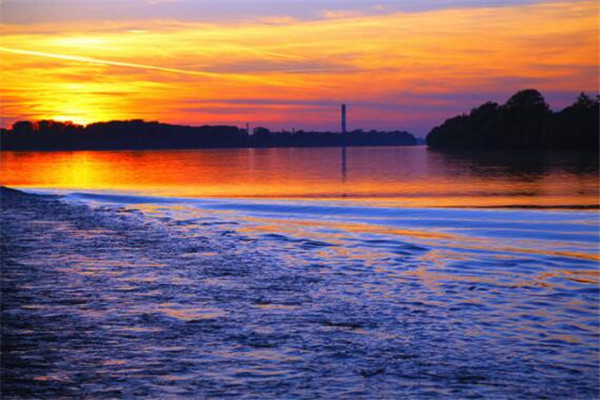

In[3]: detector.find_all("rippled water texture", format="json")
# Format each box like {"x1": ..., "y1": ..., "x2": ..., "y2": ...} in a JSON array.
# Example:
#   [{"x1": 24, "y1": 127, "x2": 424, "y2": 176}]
[
  {"x1": 2, "y1": 187, "x2": 599, "y2": 398},
  {"x1": 1, "y1": 147, "x2": 599, "y2": 397}
]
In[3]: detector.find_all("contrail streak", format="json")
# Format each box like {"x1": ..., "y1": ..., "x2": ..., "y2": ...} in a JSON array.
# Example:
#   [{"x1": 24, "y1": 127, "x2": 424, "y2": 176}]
[
  {"x1": 0, "y1": 47, "x2": 290, "y2": 86},
  {"x1": 1, "y1": 47, "x2": 221, "y2": 77}
]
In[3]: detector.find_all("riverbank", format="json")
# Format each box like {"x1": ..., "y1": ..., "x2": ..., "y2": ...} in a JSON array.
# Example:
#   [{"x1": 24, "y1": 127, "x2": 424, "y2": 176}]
[{"x1": 1, "y1": 187, "x2": 598, "y2": 398}]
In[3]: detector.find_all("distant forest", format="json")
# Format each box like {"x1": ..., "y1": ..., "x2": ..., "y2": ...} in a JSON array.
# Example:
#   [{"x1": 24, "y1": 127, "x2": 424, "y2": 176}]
[
  {"x1": 426, "y1": 90, "x2": 599, "y2": 149},
  {"x1": 0, "y1": 120, "x2": 416, "y2": 151}
]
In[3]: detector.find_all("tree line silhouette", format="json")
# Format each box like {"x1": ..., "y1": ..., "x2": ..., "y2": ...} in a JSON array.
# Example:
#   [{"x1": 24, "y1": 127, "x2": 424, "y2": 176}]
[
  {"x1": 426, "y1": 90, "x2": 599, "y2": 149},
  {"x1": 0, "y1": 120, "x2": 416, "y2": 151}
]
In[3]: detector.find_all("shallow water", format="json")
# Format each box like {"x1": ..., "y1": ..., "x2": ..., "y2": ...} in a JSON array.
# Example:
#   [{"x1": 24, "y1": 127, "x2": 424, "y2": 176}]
[{"x1": 2, "y1": 188, "x2": 598, "y2": 398}]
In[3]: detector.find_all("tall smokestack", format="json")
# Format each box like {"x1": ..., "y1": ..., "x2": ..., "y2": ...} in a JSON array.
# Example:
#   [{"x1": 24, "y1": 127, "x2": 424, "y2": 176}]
[{"x1": 341, "y1": 104, "x2": 347, "y2": 134}]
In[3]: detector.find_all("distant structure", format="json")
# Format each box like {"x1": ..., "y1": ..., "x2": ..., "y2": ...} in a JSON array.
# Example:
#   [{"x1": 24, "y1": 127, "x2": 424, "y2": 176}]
[{"x1": 341, "y1": 104, "x2": 347, "y2": 134}]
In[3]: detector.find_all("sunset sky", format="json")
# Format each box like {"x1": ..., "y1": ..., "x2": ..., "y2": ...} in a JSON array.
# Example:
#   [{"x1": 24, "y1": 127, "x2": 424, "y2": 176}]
[{"x1": 1, "y1": 0, "x2": 598, "y2": 135}]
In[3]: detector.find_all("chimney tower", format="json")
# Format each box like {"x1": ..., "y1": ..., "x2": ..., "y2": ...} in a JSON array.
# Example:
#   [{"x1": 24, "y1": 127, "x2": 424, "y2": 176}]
[{"x1": 341, "y1": 104, "x2": 347, "y2": 134}]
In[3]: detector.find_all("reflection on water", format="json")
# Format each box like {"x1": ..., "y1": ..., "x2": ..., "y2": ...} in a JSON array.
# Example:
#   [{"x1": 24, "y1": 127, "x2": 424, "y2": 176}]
[
  {"x1": 2, "y1": 189, "x2": 598, "y2": 398},
  {"x1": 341, "y1": 146, "x2": 347, "y2": 182},
  {"x1": 1, "y1": 147, "x2": 599, "y2": 397},
  {"x1": 1, "y1": 146, "x2": 598, "y2": 208}
]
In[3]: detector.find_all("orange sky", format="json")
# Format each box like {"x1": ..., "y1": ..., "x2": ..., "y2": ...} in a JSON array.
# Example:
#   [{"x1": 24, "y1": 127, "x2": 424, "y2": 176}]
[{"x1": 0, "y1": 0, "x2": 598, "y2": 135}]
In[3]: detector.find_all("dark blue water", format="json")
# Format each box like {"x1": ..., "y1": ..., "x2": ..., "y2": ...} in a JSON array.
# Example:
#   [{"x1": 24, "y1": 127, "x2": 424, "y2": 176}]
[{"x1": 2, "y1": 189, "x2": 598, "y2": 398}]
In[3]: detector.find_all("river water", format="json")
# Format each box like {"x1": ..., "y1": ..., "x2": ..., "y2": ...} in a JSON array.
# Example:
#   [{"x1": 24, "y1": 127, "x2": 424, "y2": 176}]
[
  {"x1": 1, "y1": 146, "x2": 598, "y2": 398},
  {"x1": 1, "y1": 146, "x2": 598, "y2": 208}
]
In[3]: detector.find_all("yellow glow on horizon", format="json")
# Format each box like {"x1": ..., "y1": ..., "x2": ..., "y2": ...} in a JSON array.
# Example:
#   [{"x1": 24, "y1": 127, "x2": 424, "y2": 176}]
[
  {"x1": 0, "y1": 0, "x2": 597, "y2": 130},
  {"x1": 50, "y1": 115, "x2": 92, "y2": 126}
]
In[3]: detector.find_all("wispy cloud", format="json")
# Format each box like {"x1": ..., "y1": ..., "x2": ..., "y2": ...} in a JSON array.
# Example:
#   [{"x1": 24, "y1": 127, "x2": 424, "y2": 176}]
[
  {"x1": 0, "y1": 0, "x2": 597, "y2": 133},
  {"x1": 1, "y1": 47, "x2": 222, "y2": 77},
  {"x1": 0, "y1": 47, "x2": 309, "y2": 86},
  {"x1": 321, "y1": 10, "x2": 365, "y2": 19}
]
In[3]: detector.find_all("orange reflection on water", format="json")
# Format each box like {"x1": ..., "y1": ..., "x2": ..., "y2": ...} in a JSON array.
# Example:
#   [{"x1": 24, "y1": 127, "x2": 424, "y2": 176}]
[{"x1": 1, "y1": 147, "x2": 598, "y2": 209}]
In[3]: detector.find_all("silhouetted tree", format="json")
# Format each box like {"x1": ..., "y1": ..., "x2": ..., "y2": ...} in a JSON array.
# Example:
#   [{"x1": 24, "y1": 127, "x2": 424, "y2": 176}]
[
  {"x1": 253, "y1": 127, "x2": 270, "y2": 136},
  {"x1": 12, "y1": 121, "x2": 34, "y2": 135},
  {"x1": 1, "y1": 120, "x2": 417, "y2": 151},
  {"x1": 426, "y1": 89, "x2": 598, "y2": 150},
  {"x1": 572, "y1": 92, "x2": 597, "y2": 109},
  {"x1": 503, "y1": 89, "x2": 550, "y2": 119},
  {"x1": 470, "y1": 102, "x2": 499, "y2": 121}
]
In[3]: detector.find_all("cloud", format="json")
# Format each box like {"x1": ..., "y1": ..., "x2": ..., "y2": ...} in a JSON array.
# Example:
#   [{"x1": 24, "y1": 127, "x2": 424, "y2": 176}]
[
  {"x1": 0, "y1": 47, "x2": 219, "y2": 77},
  {"x1": 0, "y1": 0, "x2": 597, "y2": 134},
  {"x1": 0, "y1": 47, "x2": 294, "y2": 86},
  {"x1": 0, "y1": 0, "x2": 577, "y2": 24},
  {"x1": 321, "y1": 10, "x2": 365, "y2": 19}
]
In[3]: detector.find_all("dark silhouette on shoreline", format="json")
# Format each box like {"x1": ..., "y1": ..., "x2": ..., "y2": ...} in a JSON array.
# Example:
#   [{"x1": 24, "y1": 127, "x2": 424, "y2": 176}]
[
  {"x1": 426, "y1": 90, "x2": 599, "y2": 149},
  {"x1": 0, "y1": 120, "x2": 416, "y2": 151}
]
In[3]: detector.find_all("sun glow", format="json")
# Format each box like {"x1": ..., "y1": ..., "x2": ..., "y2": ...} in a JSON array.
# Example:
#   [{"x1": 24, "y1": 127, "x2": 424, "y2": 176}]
[
  {"x1": 50, "y1": 115, "x2": 92, "y2": 126},
  {"x1": 0, "y1": 0, "x2": 597, "y2": 133}
]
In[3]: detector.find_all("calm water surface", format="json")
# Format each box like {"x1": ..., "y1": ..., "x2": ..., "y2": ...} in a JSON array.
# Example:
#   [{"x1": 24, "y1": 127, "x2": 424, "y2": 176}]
[
  {"x1": 1, "y1": 147, "x2": 599, "y2": 398},
  {"x1": 1, "y1": 146, "x2": 598, "y2": 207}
]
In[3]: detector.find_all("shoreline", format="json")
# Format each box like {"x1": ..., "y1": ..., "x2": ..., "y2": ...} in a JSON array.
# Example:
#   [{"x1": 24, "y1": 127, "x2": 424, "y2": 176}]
[{"x1": 4, "y1": 186, "x2": 599, "y2": 212}]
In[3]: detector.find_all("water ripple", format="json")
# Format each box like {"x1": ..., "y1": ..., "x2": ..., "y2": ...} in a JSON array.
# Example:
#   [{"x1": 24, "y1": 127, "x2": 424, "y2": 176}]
[{"x1": 1, "y1": 190, "x2": 598, "y2": 398}]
